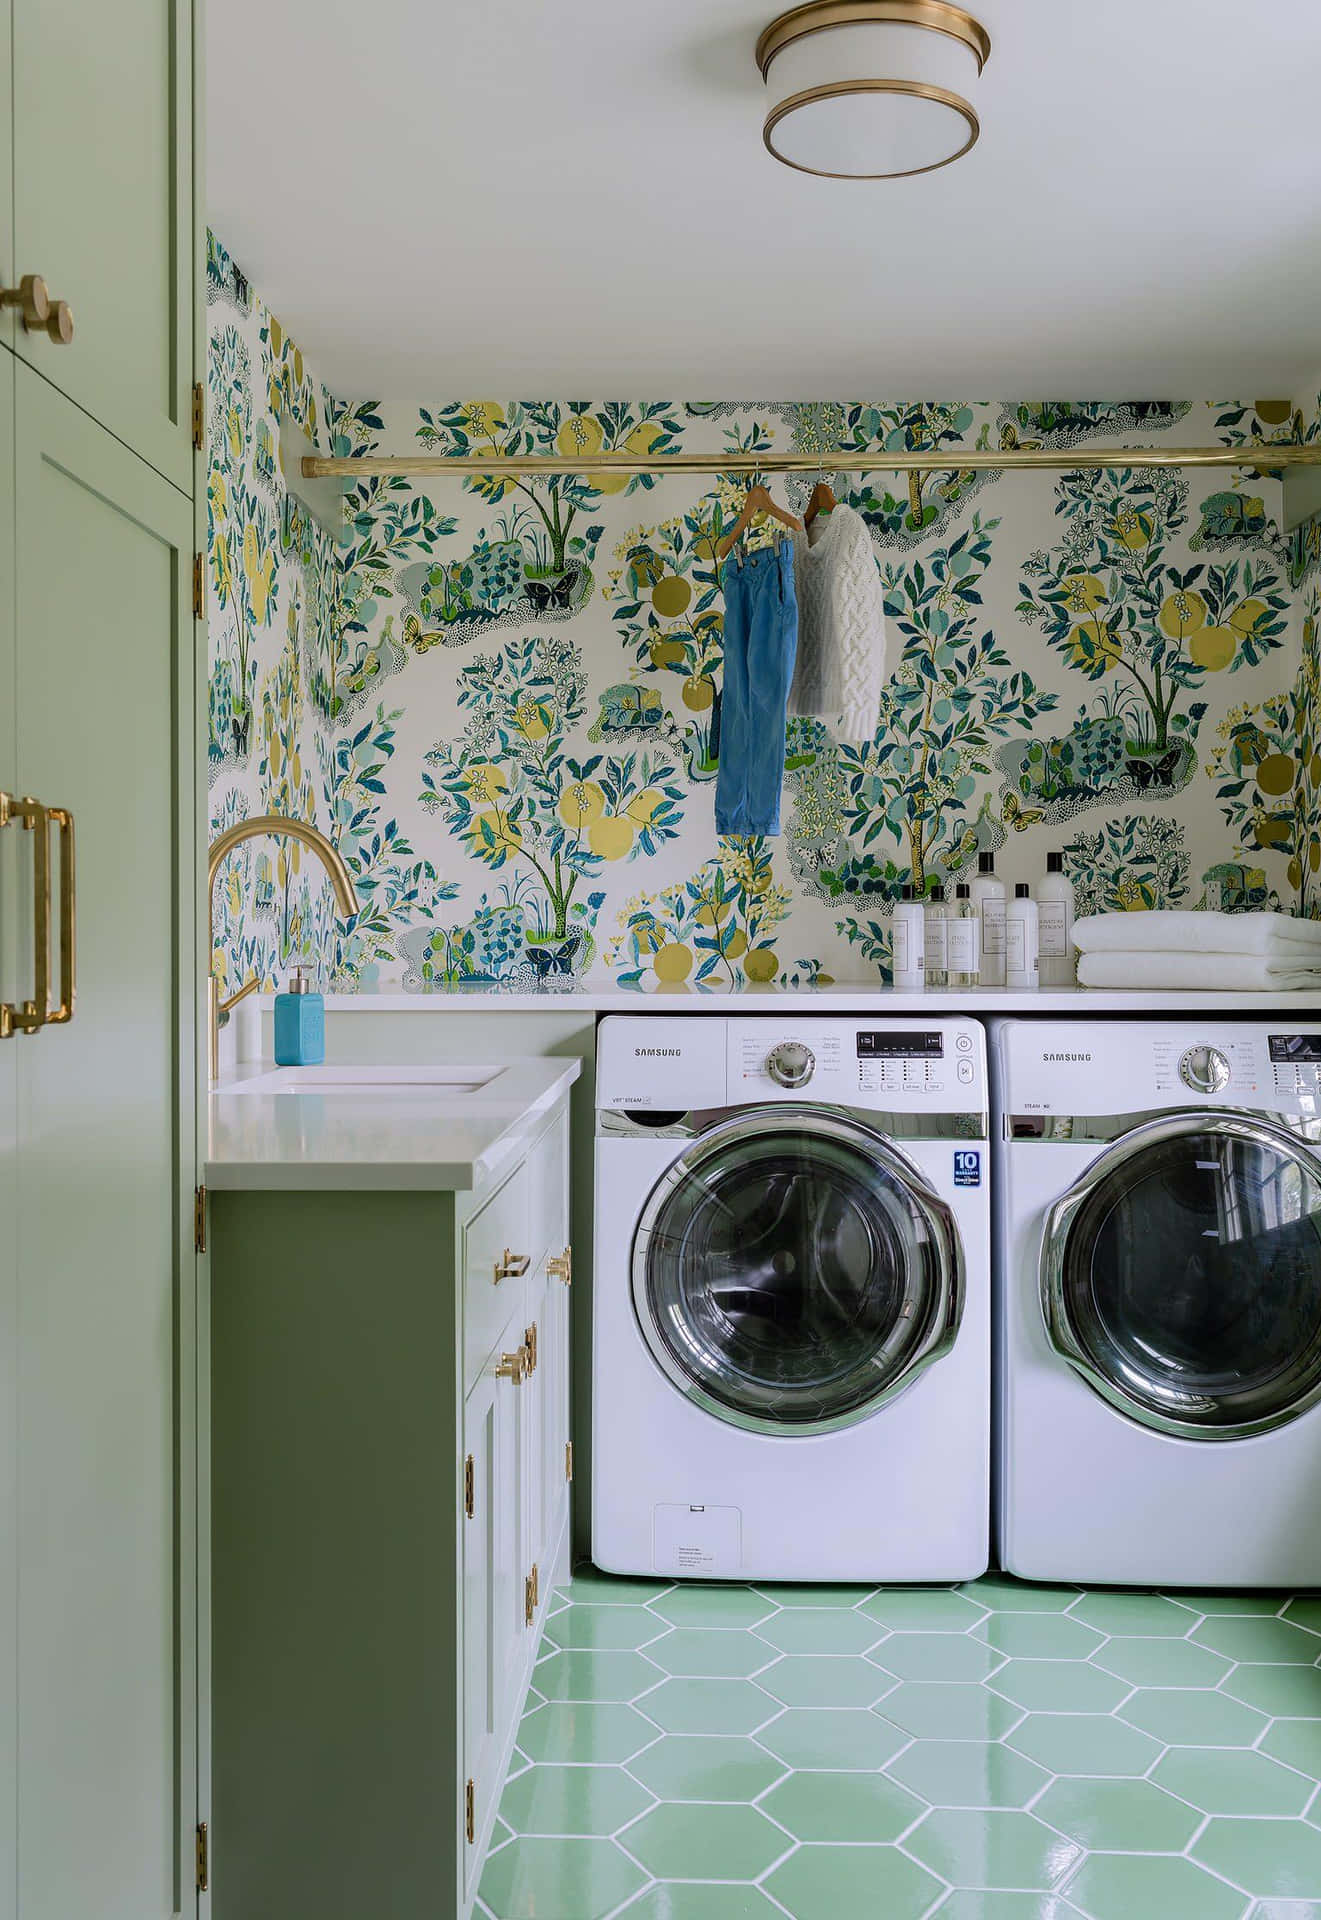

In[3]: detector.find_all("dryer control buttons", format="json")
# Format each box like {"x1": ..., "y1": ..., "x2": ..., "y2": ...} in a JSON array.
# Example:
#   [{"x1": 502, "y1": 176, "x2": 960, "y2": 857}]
[
  {"x1": 766, "y1": 1041, "x2": 815, "y2": 1089},
  {"x1": 1179, "y1": 1044, "x2": 1231, "y2": 1094}
]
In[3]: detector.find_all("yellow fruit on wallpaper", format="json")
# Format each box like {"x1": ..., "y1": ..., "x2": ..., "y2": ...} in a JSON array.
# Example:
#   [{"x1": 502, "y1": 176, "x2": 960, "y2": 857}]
[
  {"x1": 513, "y1": 698, "x2": 552, "y2": 739},
  {"x1": 649, "y1": 638, "x2": 687, "y2": 668},
  {"x1": 725, "y1": 929, "x2": 749, "y2": 959},
  {"x1": 1313, "y1": 842, "x2": 1321, "y2": 874},
  {"x1": 466, "y1": 761, "x2": 509, "y2": 803},
  {"x1": 628, "y1": 788, "x2": 667, "y2": 825},
  {"x1": 1311, "y1": 753, "x2": 1321, "y2": 786},
  {"x1": 1157, "y1": 590, "x2": 1206, "y2": 639},
  {"x1": 473, "y1": 809, "x2": 521, "y2": 854},
  {"x1": 1111, "y1": 507, "x2": 1153, "y2": 550},
  {"x1": 651, "y1": 575, "x2": 693, "y2": 618},
  {"x1": 558, "y1": 779, "x2": 607, "y2": 828},
  {"x1": 653, "y1": 943, "x2": 693, "y2": 982},
  {"x1": 1255, "y1": 753, "x2": 1296, "y2": 797},
  {"x1": 1291, "y1": 858, "x2": 1304, "y2": 891},
  {"x1": 1061, "y1": 573, "x2": 1106, "y2": 613},
  {"x1": 1189, "y1": 626, "x2": 1235, "y2": 670},
  {"x1": 683, "y1": 674, "x2": 715, "y2": 711},
  {"x1": 1229, "y1": 598, "x2": 1268, "y2": 639},
  {"x1": 588, "y1": 816, "x2": 635, "y2": 860},
  {"x1": 227, "y1": 408, "x2": 244, "y2": 461},
  {"x1": 743, "y1": 948, "x2": 778, "y2": 982},
  {"x1": 1255, "y1": 814, "x2": 1291, "y2": 848},
  {"x1": 1066, "y1": 619, "x2": 1120, "y2": 671},
  {"x1": 695, "y1": 899, "x2": 730, "y2": 927}
]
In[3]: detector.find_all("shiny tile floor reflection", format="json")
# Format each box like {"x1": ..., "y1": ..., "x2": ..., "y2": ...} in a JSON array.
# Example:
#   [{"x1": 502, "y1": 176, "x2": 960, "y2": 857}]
[{"x1": 478, "y1": 1572, "x2": 1321, "y2": 1919}]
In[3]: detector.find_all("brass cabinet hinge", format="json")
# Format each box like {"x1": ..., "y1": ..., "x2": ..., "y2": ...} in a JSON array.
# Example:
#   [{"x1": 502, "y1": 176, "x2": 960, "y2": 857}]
[
  {"x1": 196, "y1": 1821, "x2": 209, "y2": 1893},
  {"x1": 565, "y1": 1441, "x2": 573, "y2": 1483},
  {"x1": 548, "y1": 1245, "x2": 572, "y2": 1285},
  {"x1": 524, "y1": 1562, "x2": 540, "y2": 1627},
  {"x1": 465, "y1": 1778, "x2": 475, "y2": 1846},
  {"x1": 463, "y1": 1453, "x2": 474, "y2": 1519},
  {"x1": 194, "y1": 1185, "x2": 207, "y2": 1254},
  {"x1": 192, "y1": 380, "x2": 205, "y2": 451},
  {"x1": 524, "y1": 1321, "x2": 538, "y2": 1376},
  {"x1": 192, "y1": 552, "x2": 205, "y2": 621}
]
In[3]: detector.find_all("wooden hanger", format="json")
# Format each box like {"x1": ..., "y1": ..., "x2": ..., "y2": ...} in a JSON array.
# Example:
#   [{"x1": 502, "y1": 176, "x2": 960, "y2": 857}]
[
  {"x1": 716, "y1": 482, "x2": 802, "y2": 561},
  {"x1": 804, "y1": 480, "x2": 837, "y2": 529}
]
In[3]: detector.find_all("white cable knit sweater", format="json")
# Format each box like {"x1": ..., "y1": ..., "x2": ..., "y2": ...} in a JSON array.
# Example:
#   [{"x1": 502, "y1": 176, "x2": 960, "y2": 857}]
[{"x1": 788, "y1": 504, "x2": 887, "y2": 743}]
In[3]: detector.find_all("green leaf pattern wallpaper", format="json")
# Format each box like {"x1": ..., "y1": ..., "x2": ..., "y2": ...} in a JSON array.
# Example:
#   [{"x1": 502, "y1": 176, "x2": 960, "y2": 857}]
[{"x1": 207, "y1": 235, "x2": 1321, "y2": 995}]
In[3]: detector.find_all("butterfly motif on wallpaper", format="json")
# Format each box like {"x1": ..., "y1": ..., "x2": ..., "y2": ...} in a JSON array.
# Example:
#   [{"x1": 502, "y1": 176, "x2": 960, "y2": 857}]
[
  {"x1": 1127, "y1": 748, "x2": 1183, "y2": 790},
  {"x1": 526, "y1": 932, "x2": 582, "y2": 979},
  {"x1": 524, "y1": 569, "x2": 580, "y2": 614},
  {"x1": 1002, "y1": 793, "x2": 1046, "y2": 832}
]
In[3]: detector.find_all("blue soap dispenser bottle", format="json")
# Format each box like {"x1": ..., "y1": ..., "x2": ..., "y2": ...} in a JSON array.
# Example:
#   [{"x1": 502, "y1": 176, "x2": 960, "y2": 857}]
[{"x1": 273, "y1": 965, "x2": 325, "y2": 1067}]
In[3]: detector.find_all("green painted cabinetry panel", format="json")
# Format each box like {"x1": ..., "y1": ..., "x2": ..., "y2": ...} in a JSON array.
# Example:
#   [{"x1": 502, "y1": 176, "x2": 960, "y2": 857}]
[
  {"x1": 14, "y1": 364, "x2": 193, "y2": 1919},
  {"x1": 12, "y1": 0, "x2": 192, "y2": 489},
  {"x1": 0, "y1": 349, "x2": 15, "y2": 1920},
  {"x1": 0, "y1": 0, "x2": 12, "y2": 357}
]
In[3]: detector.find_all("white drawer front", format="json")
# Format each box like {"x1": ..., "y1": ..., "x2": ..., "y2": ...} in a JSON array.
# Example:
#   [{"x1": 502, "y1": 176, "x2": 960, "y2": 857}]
[
  {"x1": 464, "y1": 1165, "x2": 531, "y2": 1393},
  {"x1": 527, "y1": 1109, "x2": 569, "y2": 1274}
]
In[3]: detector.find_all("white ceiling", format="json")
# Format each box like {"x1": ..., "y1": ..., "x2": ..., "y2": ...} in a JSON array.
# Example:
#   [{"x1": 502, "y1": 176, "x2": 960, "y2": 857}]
[{"x1": 207, "y1": 0, "x2": 1321, "y2": 401}]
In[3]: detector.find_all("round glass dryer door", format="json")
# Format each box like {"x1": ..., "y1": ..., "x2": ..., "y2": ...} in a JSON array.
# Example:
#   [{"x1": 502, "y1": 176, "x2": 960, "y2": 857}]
[
  {"x1": 1043, "y1": 1113, "x2": 1321, "y2": 1439},
  {"x1": 632, "y1": 1105, "x2": 963, "y2": 1436}
]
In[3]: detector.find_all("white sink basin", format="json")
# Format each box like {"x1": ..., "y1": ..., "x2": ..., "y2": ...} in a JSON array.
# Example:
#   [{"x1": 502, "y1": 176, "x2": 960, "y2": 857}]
[{"x1": 222, "y1": 1064, "x2": 505, "y2": 1096}]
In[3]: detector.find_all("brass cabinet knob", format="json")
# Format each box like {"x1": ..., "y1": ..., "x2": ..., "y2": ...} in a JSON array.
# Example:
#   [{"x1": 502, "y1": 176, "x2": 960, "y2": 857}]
[
  {"x1": 44, "y1": 300, "x2": 73, "y2": 345},
  {"x1": 495, "y1": 1346, "x2": 526, "y2": 1385},
  {"x1": 0, "y1": 275, "x2": 73, "y2": 341}
]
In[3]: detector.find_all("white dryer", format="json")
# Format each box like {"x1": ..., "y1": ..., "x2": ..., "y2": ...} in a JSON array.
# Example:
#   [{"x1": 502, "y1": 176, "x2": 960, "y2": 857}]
[
  {"x1": 992, "y1": 1018, "x2": 1321, "y2": 1588},
  {"x1": 593, "y1": 1015, "x2": 991, "y2": 1583}
]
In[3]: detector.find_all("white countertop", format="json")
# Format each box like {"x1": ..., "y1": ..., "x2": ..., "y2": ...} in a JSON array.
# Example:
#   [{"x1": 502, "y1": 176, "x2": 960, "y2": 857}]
[{"x1": 206, "y1": 1058, "x2": 582, "y2": 1194}]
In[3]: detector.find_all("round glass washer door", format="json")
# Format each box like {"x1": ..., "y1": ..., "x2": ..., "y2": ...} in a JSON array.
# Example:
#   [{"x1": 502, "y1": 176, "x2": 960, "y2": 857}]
[
  {"x1": 631, "y1": 1104, "x2": 964, "y2": 1436},
  {"x1": 1042, "y1": 1112, "x2": 1321, "y2": 1439}
]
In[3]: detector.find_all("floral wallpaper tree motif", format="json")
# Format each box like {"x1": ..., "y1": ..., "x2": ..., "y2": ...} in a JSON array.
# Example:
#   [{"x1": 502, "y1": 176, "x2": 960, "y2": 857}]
[{"x1": 207, "y1": 238, "x2": 1319, "y2": 990}]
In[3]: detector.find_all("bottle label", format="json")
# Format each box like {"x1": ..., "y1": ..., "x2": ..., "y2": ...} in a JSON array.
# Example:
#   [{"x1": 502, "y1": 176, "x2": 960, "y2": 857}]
[
  {"x1": 926, "y1": 916, "x2": 947, "y2": 969},
  {"x1": 893, "y1": 918, "x2": 910, "y2": 973},
  {"x1": 1006, "y1": 919, "x2": 1028, "y2": 972},
  {"x1": 947, "y1": 918, "x2": 978, "y2": 972},
  {"x1": 1038, "y1": 900, "x2": 1070, "y2": 957},
  {"x1": 979, "y1": 897, "x2": 1006, "y2": 954}
]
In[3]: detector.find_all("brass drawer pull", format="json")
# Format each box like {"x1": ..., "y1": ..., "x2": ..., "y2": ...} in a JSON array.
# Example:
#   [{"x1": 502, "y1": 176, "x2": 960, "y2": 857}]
[
  {"x1": 548, "y1": 1246, "x2": 572, "y2": 1285},
  {"x1": 13, "y1": 796, "x2": 49, "y2": 1034},
  {"x1": 494, "y1": 1248, "x2": 531, "y2": 1283},
  {"x1": 45, "y1": 806, "x2": 75, "y2": 1024},
  {"x1": 495, "y1": 1346, "x2": 526, "y2": 1386}
]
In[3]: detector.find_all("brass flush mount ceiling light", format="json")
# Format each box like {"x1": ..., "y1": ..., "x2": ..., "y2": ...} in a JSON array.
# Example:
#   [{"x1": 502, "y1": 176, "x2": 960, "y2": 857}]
[{"x1": 757, "y1": 0, "x2": 991, "y2": 179}]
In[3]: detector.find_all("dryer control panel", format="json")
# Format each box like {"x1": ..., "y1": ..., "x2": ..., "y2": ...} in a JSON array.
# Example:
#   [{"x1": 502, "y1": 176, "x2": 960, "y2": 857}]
[{"x1": 1002, "y1": 1020, "x2": 1321, "y2": 1115}]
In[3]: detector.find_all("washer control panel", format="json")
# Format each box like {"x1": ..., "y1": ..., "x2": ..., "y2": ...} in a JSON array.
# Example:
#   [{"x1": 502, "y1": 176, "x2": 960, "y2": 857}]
[
  {"x1": 1179, "y1": 1044, "x2": 1231, "y2": 1094},
  {"x1": 730, "y1": 1020, "x2": 984, "y2": 1108}
]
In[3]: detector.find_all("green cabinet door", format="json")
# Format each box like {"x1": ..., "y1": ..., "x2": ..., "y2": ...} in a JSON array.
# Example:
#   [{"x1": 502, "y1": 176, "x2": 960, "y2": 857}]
[
  {"x1": 0, "y1": 0, "x2": 13, "y2": 358},
  {"x1": 0, "y1": 350, "x2": 15, "y2": 1920},
  {"x1": 14, "y1": 364, "x2": 194, "y2": 1919},
  {"x1": 12, "y1": 0, "x2": 193, "y2": 490}
]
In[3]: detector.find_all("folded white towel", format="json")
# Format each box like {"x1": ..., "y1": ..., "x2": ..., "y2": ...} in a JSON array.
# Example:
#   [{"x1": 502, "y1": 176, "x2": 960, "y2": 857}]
[
  {"x1": 1078, "y1": 951, "x2": 1321, "y2": 992},
  {"x1": 1073, "y1": 910, "x2": 1321, "y2": 958}
]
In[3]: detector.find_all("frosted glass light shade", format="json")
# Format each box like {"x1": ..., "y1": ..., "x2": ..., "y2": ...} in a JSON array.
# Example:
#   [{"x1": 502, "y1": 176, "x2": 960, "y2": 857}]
[{"x1": 757, "y1": 3, "x2": 990, "y2": 179}]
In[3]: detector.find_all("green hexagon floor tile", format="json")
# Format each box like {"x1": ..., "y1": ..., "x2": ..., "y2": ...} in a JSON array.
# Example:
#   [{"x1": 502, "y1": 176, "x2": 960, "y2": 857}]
[{"x1": 476, "y1": 1571, "x2": 1321, "y2": 1920}]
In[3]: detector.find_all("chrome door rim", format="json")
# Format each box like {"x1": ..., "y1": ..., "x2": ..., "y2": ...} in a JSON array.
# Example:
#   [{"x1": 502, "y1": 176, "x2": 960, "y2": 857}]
[
  {"x1": 1041, "y1": 1109, "x2": 1321, "y2": 1440},
  {"x1": 632, "y1": 1103, "x2": 965, "y2": 1436}
]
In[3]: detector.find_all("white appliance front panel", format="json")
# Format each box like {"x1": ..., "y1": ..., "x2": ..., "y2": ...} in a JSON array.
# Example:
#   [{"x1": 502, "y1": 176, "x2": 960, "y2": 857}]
[
  {"x1": 1000, "y1": 1018, "x2": 1321, "y2": 1116},
  {"x1": 596, "y1": 1014, "x2": 730, "y2": 1109},
  {"x1": 996, "y1": 1135, "x2": 1321, "y2": 1587},
  {"x1": 593, "y1": 1130, "x2": 990, "y2": 1582}
]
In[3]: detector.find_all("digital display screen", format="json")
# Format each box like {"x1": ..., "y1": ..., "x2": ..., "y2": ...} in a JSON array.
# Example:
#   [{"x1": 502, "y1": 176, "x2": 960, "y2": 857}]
[
  {"x1": 856, "y1": 1031, "x2": 944, "y2": 1059},
  {"x1": 1269, "y1": 1034, "x2": 1321, "y2": 1062}
]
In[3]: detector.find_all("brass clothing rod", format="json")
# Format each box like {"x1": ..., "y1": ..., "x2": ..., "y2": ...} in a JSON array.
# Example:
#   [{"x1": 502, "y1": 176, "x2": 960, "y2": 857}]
[{"x1": 302, "y1": 444, "x2": 1321, "y2": 480}]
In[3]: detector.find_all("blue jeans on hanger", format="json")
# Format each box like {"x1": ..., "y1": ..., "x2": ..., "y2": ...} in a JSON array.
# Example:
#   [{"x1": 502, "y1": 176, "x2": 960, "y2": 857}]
[{"x1": 716, "y1": 539, "x2": 798, "y2": 837}]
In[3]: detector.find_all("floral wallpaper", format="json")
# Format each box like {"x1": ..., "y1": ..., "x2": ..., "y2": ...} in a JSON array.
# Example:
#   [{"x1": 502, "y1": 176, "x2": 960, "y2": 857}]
[{"x1": 207, "y1": 238, "x2": 1319, "y2": 994}]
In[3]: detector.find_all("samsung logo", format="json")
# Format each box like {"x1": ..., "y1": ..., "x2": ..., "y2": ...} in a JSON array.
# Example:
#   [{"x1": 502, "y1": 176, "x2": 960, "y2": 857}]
[
  {"x1": 1042, "y1": 1051, "x2": 1092, "y2": 1062},
  {"x1": 635, "y1": 1047, "x2": 682, "y2": 1058}
]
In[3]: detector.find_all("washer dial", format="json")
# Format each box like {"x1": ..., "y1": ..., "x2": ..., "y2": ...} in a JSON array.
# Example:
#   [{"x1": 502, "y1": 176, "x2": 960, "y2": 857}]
[
  {"x1": 766, "y1": 1041, "x2": 815, "y2": 1089},
  {"x1": 1179, "y1": 1044, "x2": 1231, "y2": 1094}
]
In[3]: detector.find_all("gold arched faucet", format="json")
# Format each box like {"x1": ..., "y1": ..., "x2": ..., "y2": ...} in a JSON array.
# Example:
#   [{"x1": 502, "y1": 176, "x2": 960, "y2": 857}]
[{"x1": 207, "y1": 814, "x2": 358, "y2": 1081}]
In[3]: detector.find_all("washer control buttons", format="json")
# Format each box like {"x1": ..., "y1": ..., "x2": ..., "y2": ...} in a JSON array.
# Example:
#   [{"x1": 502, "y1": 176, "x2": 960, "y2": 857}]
[
  {"x1": 957, "y1": 1060, "x2": 975, "y2": 1084},
  {"x1": 955, "y1": 1032, "x2": 974, "y2": 1053},
  {"x1": 1179, "y1": 1044, "x2": 1231, "y2": 1094},
  {"x1": 766, "y1": 1041, "x2": 815, "y2": 1089}
]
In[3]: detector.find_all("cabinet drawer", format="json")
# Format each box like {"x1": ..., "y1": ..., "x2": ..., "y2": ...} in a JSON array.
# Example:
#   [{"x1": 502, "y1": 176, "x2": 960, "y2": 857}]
[
  {"x1": 527, "y1": 1108, "x2": 569, "y2": 1273},
  {"x1": 464, "y1": 1165, "x2": 531, "y2": 1391}
]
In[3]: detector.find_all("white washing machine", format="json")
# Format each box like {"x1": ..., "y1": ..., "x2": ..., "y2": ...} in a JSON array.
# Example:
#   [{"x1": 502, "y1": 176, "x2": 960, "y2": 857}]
[
  {"x1": 593, "y1": 1015, "x2": 991, "y2": 1583},
  {"x1": 992, "y1": 1018, "x2": 1321, "y2": 1588}
]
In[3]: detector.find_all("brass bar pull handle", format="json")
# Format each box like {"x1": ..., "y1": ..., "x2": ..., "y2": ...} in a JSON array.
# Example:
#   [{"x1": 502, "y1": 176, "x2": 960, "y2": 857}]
[
  {"x1": 493, "y1": 1249, "x2": 531, "y2": 1283},
  {"x1": 44, "y1": 807, "x2": 74, "y2": 1024},
  {"x1": 0, "y1": 792, "x2": 13, "y2": 1037},
  {"x1": 13, "y1": 797, "x2": 49, "y2": 1035}
]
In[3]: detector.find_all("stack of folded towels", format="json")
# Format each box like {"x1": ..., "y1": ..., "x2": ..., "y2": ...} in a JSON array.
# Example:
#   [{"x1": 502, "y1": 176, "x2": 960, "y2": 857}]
[{"x1": 1072, "y1": 911, "x2": 1321, "y2": 992}]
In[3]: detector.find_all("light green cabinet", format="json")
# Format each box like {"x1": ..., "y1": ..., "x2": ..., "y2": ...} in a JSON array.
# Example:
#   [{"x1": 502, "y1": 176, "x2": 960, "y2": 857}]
[
  {"x1": 12, "y1": 362, "x2": 197, "y2": 1919},
  {"x1": 0, "y1": 0, "x2": 12, "y2": 359},
  {"x1": 11, "y1": 0, "x2": 194, "y2": 490},
  {"x1": 212, "y1": 1096, "x2": 573, "y2": 1920},
  {"x1": 0, "y1": 349, "x2": 16, "y2": 1920}
]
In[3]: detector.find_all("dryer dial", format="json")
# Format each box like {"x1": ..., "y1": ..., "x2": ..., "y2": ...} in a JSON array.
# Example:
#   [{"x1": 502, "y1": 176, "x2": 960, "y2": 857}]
[
  {"x1": 1179, "y1": 1044, "x2": 1231, "y2": 1094},
  {"x1": 766, "y1": 1041, "x2": 815, "y2": 1089}
]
